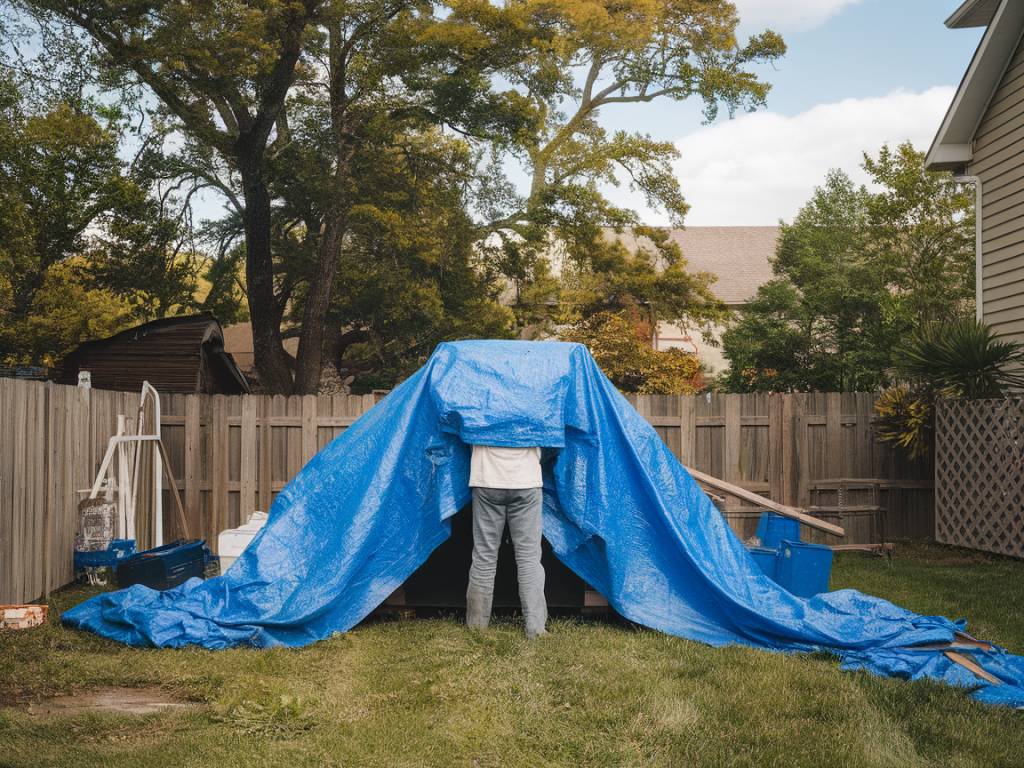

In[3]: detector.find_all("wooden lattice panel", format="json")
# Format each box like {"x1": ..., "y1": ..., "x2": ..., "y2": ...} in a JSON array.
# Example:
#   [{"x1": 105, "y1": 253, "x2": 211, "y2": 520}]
[{"x1": 935, "y1": 399, "x2": 1024, "y2": 558}]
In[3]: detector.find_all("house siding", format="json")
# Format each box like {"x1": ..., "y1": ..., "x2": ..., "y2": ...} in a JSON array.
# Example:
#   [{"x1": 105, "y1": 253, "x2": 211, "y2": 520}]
[{"x1": 970, "y1": 28, "x2": 1024, "y2": 344}]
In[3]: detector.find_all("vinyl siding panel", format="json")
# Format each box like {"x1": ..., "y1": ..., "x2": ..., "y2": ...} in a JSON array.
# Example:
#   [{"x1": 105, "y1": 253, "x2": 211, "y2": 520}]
[
  {"x1": 972, "y1": 118, "x2": 1024, "y2": 166},
  {"x1": 970, "y1": 31, "x2": 1024, "y2": 347},
  {"x1": 984, "y1": 267, "x2": 1024, "y2": 291},
  {"x1": 981, "y1": 177, "x2": 1024, "y2": 216}
]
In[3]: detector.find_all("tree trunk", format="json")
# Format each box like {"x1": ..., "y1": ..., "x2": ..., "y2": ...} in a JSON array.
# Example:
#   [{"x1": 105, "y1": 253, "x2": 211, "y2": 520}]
[
  {"x1": 292, "y1": 213, "x2": 345, "y2": 393},
  {"x1": 238, "y1": 154, "x2": 294, "y2": 392}
]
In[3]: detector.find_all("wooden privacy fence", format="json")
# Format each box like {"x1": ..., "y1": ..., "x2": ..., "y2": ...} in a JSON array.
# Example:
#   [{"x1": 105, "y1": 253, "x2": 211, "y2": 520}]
[
  {"x1": 1, "y1": 380, "x2": 934, "y2": 603},
  {"x1": 936, "y1": 398, "x2": 1024, "y2": 558}
]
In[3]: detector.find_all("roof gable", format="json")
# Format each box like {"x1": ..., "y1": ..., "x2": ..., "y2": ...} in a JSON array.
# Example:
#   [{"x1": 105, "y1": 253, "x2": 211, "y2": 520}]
[
  {"x1": 926, "y1": 0, "x2": 1024, "y2": 171},
  {"x1": 947, "y1": 0, "x2": 1001, "y2": 29}
]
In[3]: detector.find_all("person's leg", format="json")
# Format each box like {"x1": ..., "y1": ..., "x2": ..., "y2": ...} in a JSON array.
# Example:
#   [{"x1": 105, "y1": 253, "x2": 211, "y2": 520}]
[
  {"x1": 506, "y1": 487, "x2": 547, "y2": 638},
  {"x1": 466, "y1": 487, "x2": 507, "y2": 629}
]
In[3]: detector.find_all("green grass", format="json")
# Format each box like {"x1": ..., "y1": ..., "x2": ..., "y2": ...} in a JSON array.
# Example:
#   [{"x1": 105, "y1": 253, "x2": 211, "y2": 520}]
[{"x1": 1, "y1": 541, "x2": 1022, "y2": 768}]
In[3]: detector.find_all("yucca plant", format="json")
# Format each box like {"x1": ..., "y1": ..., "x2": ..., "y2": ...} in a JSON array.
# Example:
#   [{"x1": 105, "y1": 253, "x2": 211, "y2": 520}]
[
  {"x1": 876, "y1": 319, "x2": 1024, "y2": 458},
  {"x1": 893, "y1": 319, "x2": 1024, "y2": 398}
]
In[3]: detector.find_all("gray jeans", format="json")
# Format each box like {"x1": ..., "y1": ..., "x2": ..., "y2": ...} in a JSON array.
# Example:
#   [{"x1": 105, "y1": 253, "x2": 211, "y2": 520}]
[{"x1": 466, "y1": 487, "x2": 547, "y2": 638}]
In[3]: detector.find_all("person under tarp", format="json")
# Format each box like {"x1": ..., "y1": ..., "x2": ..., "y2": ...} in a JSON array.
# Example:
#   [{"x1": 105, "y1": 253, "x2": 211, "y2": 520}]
[
  {"x1": 63, "y1": 341, "x2": 1024, "y2": 707},
  {"x1": 466, "y1": 444, "x2": 547, "y2": 639}
]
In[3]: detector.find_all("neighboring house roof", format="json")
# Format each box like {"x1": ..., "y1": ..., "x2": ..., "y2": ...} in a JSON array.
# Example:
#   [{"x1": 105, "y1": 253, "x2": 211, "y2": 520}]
[
  {"x1": 606, "y1": 226, "x2": 779, "y2": 305},
  {"x1": 926, "y1": 0, "x2": 1024, "y2": 171},
  {"x1": 55, "y1": 314, "x2": 250, "y2": 394}
]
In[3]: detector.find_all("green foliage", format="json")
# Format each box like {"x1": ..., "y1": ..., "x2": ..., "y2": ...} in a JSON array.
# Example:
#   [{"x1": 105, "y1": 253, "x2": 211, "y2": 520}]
[
  {"x1": 875, "y1": 319, "x2": 1024, "y2": 458},
  {"x1": 472, "y1": 0, "x2": 784, "y2": 337},
  {"x1": 0, "y1": 62, "x2": 227, "y2": 364},
  {"x1": 872, "y1": 383, "x2": 933, "y2": 460},
  {"x1": 562, "y1": 311, "x2": 701, "y2": 394},
  {"x1": 722, "y1": 143, "x2": 976, "y2": 392},
  {"x1": 4, "y1": 258, "x2": 132, "y2": 365},
  {"x1": 893, "y1": 318, "x2": 1024, "y2": 399}
]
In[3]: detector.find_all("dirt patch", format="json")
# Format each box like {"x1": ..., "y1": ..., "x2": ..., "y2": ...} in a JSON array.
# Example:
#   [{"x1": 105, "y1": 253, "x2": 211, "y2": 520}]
[{"x1": 20, "y1": 687, "x2": 195, "y2": 717}]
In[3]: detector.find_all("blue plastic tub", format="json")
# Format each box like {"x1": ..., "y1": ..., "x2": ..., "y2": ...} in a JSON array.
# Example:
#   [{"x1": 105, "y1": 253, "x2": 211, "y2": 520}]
[
  {"x1": 775, "y1": 539, "x2": 833, "y2": 598},
  {"x1": 747, "y1": 546, "x2": 779, "y2": 580},
  {"x1": 116, "y1": 539, "x2": 209, "y2": 590},
  {"x1": 74, "y1": 539, "x2": 136, "y2": 570},
  {"x1": 755, "y1": 512, "x2": 801, "y2": 549}
]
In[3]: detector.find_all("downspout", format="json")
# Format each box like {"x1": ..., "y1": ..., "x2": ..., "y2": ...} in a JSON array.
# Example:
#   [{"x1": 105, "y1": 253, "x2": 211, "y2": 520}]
[{"x1": 954, "y1": 174, "x2": 983, "y2": 322}]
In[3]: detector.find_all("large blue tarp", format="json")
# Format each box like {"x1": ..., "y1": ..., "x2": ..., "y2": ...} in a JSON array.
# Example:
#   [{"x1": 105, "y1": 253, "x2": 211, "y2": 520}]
[{"x1": 64, "y1": 341, "x2": 1024, "y2": 706}]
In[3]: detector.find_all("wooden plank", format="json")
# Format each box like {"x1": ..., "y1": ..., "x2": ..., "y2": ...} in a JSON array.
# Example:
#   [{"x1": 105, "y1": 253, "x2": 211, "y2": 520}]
[
  {"x1": 239, "y1": 396, "x2": 257, "y2": 518},
  {"x1": 825, "y1": 392, "x2": 842, "y2": 479},
  {"x1": 780, "y1": 395, "x2": 795, "y2": 506},
  {"x1": 301, "y1": 395, "x2": 318, "y2": 465},
  {"x1": 794, "y1": 395, "x2": 810, "y2": 508},
  {"x1": 768, "y1": 394, "x2": 783, "y2": 503},
  {"x1": 679, "y1": 396, "x2": 696, "y2": 465},
  {"x1": 944, "y1": 651, "x2": 1002, "y2": 685},
  {"x1": 258, "y1": 396, "x2": 273, "y2": 512},
  {"x1": 184, "y1": 396, "x2": 201, "y2": 539},
  {"x1": 39, "y1": 383, "x2": 55, "y2": 598},
  {"x1": 723, "y1": 394, "x2": 741, "y2": 486},
  {"x1": 210, "y1": 395, "x2": 228, "y2": 548},
  {"x1": 685, "y1": 465, "x2": 845, "y2": 537}
]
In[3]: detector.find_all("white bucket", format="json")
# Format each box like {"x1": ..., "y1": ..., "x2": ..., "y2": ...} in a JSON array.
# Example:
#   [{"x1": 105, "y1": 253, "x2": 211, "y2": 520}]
[{"x1": 217, "y1": 511, "x2": 269, "y2": 573}]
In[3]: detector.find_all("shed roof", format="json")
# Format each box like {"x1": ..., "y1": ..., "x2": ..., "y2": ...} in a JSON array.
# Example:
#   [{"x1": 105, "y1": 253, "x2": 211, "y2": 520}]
[
  {"x1": 56, "y1": 314, "x2": 250, "y2": 394},
  {"x1": 605, "y1": 226, "x2": 779, "y2": 305},
  {"x1": 926, "y1": 0, "x2": 1024, "y2": 171}
]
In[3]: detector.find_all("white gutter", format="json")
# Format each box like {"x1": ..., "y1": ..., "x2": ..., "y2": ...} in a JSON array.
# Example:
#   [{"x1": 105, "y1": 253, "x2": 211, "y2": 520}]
[{"x1": 954, "y1": 174, "x2": 984, "y2": 322}]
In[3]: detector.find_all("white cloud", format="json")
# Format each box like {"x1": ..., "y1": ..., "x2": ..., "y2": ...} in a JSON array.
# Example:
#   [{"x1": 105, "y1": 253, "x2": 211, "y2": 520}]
[
  {"x1": 733, "y1": 0, "x2": 863, "y2": 31},
  {"x1": 617, "y1": 87, "x2": 955, "y2": 227}
]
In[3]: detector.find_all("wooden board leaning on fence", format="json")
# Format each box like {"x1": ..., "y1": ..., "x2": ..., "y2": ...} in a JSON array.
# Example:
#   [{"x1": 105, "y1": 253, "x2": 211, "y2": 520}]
[{"x1": 686, "y1": 466, "x2": 845, "y2": 538}]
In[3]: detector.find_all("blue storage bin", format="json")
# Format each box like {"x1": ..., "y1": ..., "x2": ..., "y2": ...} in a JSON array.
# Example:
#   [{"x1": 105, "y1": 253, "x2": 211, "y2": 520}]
[
  {"x1": 775, "y1": 539, "x2": 833, "y2": 598},
  {"x1": 747, "y1": 546, "x2": 779, "y2": 580},
  {"x1": 74, "y1": 539, "x2": 136, "y2": 570},
  {"x1": 755, "y1": 512, "x2": 801, "y2": 549},
  {"x1": 116, "y1": 539, "x2": 209, "y2": 590}
]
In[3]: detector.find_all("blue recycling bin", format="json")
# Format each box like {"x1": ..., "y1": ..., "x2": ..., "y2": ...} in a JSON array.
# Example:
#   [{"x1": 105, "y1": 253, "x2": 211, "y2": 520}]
[
  {"x1": 775, "y1": 539, "x2": 833, "y2": 597},
  {"x1": 747, "y1": 546, "x2": 779, "y2": 580},
  {"x1": 755, "y1": 512, "x2": 801, "y2": 549}
]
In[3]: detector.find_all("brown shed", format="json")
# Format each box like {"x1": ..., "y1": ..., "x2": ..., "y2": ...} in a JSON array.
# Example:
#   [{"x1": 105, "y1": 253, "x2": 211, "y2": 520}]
[{"x1": 55, "y1": 314, "x2": 250, "y2": 394}]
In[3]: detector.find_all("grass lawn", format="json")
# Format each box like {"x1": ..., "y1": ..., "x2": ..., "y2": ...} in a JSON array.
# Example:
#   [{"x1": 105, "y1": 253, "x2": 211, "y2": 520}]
[{"x1": 1, "y1": 541, "x2": 1022, "y2": 768}]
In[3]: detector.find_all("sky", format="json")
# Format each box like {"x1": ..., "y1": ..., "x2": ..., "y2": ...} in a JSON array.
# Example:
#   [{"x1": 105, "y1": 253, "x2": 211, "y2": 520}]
[{"x1": 600, "y1": 0, "x2": 985, "y2": 226}]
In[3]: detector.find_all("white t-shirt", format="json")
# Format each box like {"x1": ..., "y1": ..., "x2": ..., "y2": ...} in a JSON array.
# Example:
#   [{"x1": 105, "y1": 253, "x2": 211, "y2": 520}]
[{"x1": 469, "y1": 445, "x2": 543, "y2": 489}]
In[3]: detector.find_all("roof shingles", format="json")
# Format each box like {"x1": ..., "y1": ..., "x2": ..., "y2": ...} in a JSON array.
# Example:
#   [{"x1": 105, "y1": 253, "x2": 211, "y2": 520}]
[{"x1": 606, "y1": 226, "x2": 779, "y2": 305}]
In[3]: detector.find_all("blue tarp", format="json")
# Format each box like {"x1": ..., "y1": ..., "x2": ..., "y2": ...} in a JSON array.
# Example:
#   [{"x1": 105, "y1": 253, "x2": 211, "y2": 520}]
[{"x1": 63, "y1": 341, "x2": 1024, "y2": 706}]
